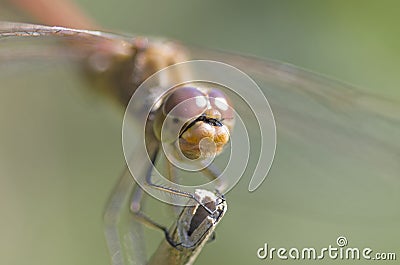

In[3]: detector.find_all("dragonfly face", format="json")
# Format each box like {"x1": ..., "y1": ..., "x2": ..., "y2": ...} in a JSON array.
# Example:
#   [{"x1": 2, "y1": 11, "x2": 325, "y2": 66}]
[{"x1": 153, "y1": 85, "x2": 234, "y2": 160}]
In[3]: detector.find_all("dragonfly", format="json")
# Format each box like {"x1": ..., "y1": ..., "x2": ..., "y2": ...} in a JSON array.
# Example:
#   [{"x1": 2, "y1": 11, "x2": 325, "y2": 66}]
[
  {"x1": 0, "y1": 22, "x2": 271, "y2": 265},
  {"x1": 1, "y1": 21, "x2": 400, "y2": 265}
]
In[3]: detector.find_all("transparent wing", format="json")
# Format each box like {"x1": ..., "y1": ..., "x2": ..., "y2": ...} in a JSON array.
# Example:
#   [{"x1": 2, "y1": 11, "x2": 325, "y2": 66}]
[
  {"x1": 3, "y1": 21, "x2": 393, "y2": 196},
  {"x1": 0, "y1": 25, "x2": 147, "y2": 265},
  {"x1": 189, "y1": 47, "x2": 400, "y2": 215},
  {"x1": 0, "y1": 21, "x2": 132, "y2": 43},
  {"x1": 0, "y1": 21, "x2": 135, "y2": 62},
  {"x1": 104, "y1": 167, "x2": 147, "y2": 265}
]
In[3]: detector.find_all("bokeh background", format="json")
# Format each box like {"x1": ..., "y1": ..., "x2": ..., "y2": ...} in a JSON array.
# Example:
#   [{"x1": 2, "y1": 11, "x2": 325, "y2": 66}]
[{"x1": 0, "y1": 1, "x2": 399, "y2": 265}]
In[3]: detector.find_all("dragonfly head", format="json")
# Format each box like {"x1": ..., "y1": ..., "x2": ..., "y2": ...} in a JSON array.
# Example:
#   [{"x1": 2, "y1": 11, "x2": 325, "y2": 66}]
[{"x1": 158, "y1": 86, "x2": 235, "y2": 160}]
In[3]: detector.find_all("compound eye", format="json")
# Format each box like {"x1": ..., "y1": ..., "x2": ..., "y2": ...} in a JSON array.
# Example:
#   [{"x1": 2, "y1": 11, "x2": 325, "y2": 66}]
[
  {"x1": 208, "y1": 89, "x2": 234, "y2": 120},
  {"x1": 163, "y1": 86, "x2": 208, "y2": 119}
]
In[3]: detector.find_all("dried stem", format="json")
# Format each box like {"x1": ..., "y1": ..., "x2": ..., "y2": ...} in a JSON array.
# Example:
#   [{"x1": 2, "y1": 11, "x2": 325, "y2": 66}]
[{"x1": 147, "y1": 189, "x2": 227, "y2": 265}]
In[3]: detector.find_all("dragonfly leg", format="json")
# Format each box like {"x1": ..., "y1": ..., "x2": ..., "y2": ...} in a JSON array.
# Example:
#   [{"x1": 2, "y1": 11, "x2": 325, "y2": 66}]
[
  {"x1": 165, "y1": 160, "x2": 183, "y2": 215},
  {"x1": 145, "y1": 165, "x2": 222, "y2": 216},
  {"x1": 130, "y1": 165, "x2": 181, "y2": 248},
  {"x1": 131, "y1": 146, "x2": 224, "y2": 247}
]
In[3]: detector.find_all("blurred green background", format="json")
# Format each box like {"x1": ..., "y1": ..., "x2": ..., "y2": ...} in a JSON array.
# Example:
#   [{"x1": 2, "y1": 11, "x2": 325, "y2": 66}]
[{"x1": 0, "y1": 1, "x2": 399, "y2": 265}]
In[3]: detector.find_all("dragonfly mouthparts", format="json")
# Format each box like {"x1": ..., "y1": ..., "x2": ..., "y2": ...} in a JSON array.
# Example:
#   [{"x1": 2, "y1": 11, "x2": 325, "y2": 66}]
[
  {"x1": 197, "y1": 115, "x2": 223, "y2": 127},
  {"x1": 179, "y1": 115, "x2": 223, "y2": 138}
]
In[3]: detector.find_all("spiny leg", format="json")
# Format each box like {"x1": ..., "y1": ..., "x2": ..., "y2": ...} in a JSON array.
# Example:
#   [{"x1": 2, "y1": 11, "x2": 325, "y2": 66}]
[
  {"x1": 130, "y1": 183, "x2": 177, "y2": 245},
  {"x1": 129, "y1": 147, "x2": 179, "y2": 247},
  {"x1": 145, "y1": 166, "x2": 218, "y2": 215},
  {"x1": 142, "y1": 150, "x2": 226, "y2": 215},
  {"x1": 129, "y1": 144, "x2": 225, "y2": 249},
  {"x1": 164, "y1": 160, "x2": 225, "y2": 215}
]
